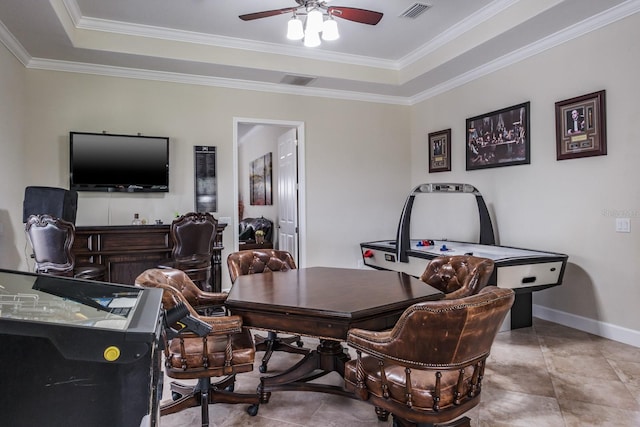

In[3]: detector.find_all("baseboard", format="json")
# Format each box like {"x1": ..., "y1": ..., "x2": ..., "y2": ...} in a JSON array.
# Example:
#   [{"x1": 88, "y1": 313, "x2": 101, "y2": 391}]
[{"x1": 533, "y1": 304, "x2": 640, "y2": 348}]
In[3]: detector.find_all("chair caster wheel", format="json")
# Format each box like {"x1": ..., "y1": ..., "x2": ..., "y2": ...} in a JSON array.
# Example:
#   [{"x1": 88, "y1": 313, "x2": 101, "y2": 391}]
[
  {"x1": 247, "y1": 404, "x2": 259, "y2": 416},
  {"x1": 171, "y1": 391, "x2": 182, "y2": 401},
  {"x1": 296, "y1": 340, "x2": 304, "y2": 347},
  {"x1": 259, "y1": 364, "x2": 268, "y2": 373}
]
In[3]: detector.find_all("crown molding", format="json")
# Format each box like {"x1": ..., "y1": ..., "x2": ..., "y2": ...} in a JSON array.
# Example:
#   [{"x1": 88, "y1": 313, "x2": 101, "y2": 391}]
[
  {"x1": 408, "y1": 0, "x2": 640, "y2": 105},
  {"x1": 0, "y1": 20, "x2": 31, "y2": 66},
  {"x1": 398, "y1": 0, "x2": 520, "y2": 69},
  {"x1": 27, "y1": 58, "x2": 411, "y2": 106}
]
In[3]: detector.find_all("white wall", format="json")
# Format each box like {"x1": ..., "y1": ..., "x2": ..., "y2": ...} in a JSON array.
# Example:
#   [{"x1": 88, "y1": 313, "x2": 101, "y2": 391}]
[
  {"x1": 0, "y1": 42, "x2": 26, "y2": 269},
  {"x1": 409, "y1": 13, "x2": 640, "y2": 340},
  {"x1": 12, "y1": 69, "x2": 410, "y2": 290}
]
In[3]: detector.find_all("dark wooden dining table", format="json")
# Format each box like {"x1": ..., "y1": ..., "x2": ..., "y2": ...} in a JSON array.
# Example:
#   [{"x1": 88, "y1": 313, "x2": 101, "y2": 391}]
[{"x1": 224, "y1": 266, "x2": 443, "y2": 409}]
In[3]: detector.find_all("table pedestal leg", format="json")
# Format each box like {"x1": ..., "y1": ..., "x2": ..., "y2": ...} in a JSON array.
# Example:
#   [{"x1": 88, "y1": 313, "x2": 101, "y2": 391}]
[{"x1": 257, "y1": 339, "x2": 353, "y2": 404}]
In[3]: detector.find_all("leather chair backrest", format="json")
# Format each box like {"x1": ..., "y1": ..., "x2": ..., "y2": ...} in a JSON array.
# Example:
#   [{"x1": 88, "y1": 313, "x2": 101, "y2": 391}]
[
  {"x1": 25, "y1": 214, "x2": 75, "y2": 274},
  {"x1": 419, "y1": 255, "x2": 494, "y2": 299},
  {"x1": 227, "y1": 249, "x2": 296, "y2": 283},
  {"x1": 349, "y1": 286, "x2": 514, "y2": 368},
  {"x1": 238, "y1": 217, "x2": 273, "y2": 242},
  {"x1": 135, "y1": 268, "x2": 200, "y2": 317},
  {"x1": 170, "y1": 212, "x2": 217, "y2": 261}
]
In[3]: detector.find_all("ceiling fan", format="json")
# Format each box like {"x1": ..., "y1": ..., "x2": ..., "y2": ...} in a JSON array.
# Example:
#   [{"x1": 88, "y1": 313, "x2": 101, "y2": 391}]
[
  {"x1": 239, "y1": 1, "x2": 383, "y2": 26},
  {"x1": 240, "y1": 1, "x2": 382, "y2": 47}
]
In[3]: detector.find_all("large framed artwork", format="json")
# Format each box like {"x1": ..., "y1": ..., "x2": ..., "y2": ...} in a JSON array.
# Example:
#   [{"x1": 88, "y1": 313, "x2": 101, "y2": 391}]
[
  {"x1": 428, "y1": 129, "x2": 451, "y2": 173},
  {"x1": 466, "y1": 101, "x2": 530, "y2": 170},
  {"x1": 555, "y1": 90, "x2": 607, "y2": 160},
  {"x1": 250, "y1": 152, "x2": 272, "y2": 206}
]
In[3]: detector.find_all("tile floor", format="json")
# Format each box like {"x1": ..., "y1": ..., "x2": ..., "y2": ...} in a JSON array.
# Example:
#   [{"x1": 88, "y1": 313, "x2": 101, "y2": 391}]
[{"x1": 160, "y1": 318, "x2": 640, "y2": 426}]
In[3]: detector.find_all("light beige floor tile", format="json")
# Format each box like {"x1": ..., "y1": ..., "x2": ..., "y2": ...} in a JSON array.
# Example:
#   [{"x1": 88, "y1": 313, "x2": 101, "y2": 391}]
[
  {"x1": 590, "y1": 336, "x2": 640, "y2": 363},
  {"x1": 558, "y1": 399, "x2": 640, "y2": 427},
  {"x1": 543, "y1": 352, "x2": 621, "y2": 381},
  {"x1": 550, "y1": 371, "x2": 640, "y2": 411},
  {"x1": 477, "y1": 386, "x2": 564, "y2": 426},
  {"x1": 608, "y1": 358, "x2": 640, "y2": 386}
]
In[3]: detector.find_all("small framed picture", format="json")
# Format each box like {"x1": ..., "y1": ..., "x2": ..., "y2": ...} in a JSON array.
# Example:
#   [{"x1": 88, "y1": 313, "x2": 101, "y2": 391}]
[
  {"x1": 428, "y1": 129, "x2": 451, "y2": 173},
  {"x1": 555, "y1": 90, "x2": 607, "y2": 160},
  {"x1": 466, "y1": 102, "x2": 530, "y2": 170}
]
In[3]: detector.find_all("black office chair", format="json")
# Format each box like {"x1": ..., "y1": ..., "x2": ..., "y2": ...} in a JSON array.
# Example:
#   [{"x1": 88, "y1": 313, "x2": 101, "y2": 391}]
[
  {"x1": 158, "y1": 212, "x2": 217, "y2": 291},
  {"x1": 25, "y1": 214, "x2": 106, "y2": 280}
]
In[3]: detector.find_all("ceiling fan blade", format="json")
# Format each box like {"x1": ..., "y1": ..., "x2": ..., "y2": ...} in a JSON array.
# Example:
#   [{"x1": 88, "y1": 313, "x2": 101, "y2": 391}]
[
  {"x1": 239, "y1": 7, "x2": 298, "y2": 21},
  {"x1": 328, "y1": 7, "x2": 383, "y2": 25}
]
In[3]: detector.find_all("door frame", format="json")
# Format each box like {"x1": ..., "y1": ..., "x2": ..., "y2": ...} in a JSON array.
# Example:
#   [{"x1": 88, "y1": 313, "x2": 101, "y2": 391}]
[{"x1": 232, "y1": 117, "x2": 306, "y2": 267}]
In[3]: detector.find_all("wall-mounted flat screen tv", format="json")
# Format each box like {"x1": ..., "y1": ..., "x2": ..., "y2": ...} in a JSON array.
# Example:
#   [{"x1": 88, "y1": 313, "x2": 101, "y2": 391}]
[{"x1": 70, "y1": 132, "x2": 169, "y2": 192}]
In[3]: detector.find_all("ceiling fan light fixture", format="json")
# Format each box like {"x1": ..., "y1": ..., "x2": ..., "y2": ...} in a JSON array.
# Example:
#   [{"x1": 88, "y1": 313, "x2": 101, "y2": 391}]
[
  {"x1": 303, "y1": 27, "x2": 321, "y2": 47},
  {"x1": 321, "y1": 17, "x2": 339, "y2": 41},
  {"x1": 306, "y1": 8, "x2": 324, "y2": 33},
  {"x1": 287, "y1": 16, "x2": 304, "y2": 40}
]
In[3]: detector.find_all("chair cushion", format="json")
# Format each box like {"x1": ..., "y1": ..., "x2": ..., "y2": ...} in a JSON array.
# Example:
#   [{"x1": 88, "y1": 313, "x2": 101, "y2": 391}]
[
  {"x1": 166, "y1": 327, "x2": 255, "y2": 378},
  {"x1": 344, "y1": 356, "x2": 477, "y2": 411}
]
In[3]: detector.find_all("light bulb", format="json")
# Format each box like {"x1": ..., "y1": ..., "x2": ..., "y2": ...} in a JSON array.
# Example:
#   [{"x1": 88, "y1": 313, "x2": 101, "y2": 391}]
[
  {"x1": 287, "y1": 17, "x2": 304, "y2": 40},
  {"x1": 322, "y1": 18, "x2": 339, "y2": 41},
  {"x1": 306, "y1": 8, "x2": 323, "y2": 34},
  {"x1": 304, "y1": 28, "x2": 321, "y2": 47}
]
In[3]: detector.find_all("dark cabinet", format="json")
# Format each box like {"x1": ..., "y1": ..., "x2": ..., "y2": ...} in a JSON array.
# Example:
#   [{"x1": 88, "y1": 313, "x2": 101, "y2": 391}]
[{"x1": 72, "y1": 224, "x2": 225, "y2": 291}]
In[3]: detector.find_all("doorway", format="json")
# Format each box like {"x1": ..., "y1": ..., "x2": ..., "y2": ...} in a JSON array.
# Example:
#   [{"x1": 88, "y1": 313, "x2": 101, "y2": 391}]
[{"x1": 233, "y1": 118, "x2": 306, "y2": 267}]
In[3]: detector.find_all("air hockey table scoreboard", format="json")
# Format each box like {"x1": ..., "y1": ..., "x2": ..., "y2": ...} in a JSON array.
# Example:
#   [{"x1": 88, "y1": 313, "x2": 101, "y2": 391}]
[{"x1": 360, "y1": 183, "x2": 568, "y2": 330}]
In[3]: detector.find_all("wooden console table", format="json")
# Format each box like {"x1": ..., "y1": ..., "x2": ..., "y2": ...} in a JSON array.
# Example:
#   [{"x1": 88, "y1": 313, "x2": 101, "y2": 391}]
[{"x1": 71, "y1": 224, "x2": 226, "y2": 291}]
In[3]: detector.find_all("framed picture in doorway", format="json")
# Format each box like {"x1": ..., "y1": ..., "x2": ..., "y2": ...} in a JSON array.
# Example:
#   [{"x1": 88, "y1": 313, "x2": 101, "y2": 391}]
[
  {"x1": 428, "y1": 129, "x2": 451, "y2": 173},
  {"x1": 250, "y1": 152, "x2": 272, "y2": 205},
  {"x1": 466, "y1": 101, "x2": 530, "y2": 170},
  {"x1": 555, "y1": 90, "x2": 607, "y2": 160}
]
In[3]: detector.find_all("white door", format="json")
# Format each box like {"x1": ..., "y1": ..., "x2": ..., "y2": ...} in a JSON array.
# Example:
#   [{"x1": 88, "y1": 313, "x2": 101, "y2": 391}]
[{"x1": 277, "y1": 128, "x2": 298, "y2": 262}]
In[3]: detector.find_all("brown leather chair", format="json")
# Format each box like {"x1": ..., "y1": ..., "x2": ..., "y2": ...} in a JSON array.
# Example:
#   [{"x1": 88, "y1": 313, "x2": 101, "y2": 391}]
[
  {"x1": 152, "y1": 267, "x2": 228, "y2": 316},
  {"x1": 420, "y1": 255, "x2": 495, "y2": 300},
  {"x1": 227, "y1": 249, "x2": 307, "y2": 373},
  {"x1": 158, "y1": 212, "x2": 217, "y2": 291},
  {"x1": 135, "y1": 268, "x2": 260, "y2": 426},
  {"x1": 25, "y1": 214, "x2": 106, "y2": 281},
  {"x1": 344, "y1": 286, "x2": 514, "y2": 427}
]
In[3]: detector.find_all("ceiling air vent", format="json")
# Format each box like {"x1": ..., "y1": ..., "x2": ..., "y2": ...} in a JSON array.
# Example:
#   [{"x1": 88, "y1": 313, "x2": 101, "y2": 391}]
[
  {"x1": 280, "y1": 74, "x2": 317, "y2": 86},
  {"x1": 399, "y1": 3, "x2": 430, "y2": 19}
]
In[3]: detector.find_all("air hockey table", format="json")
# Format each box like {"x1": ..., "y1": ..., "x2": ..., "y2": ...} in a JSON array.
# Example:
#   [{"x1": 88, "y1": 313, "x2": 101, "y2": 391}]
[{"x1": 360, "y1": 183, "x2": 568, "y2": 330}]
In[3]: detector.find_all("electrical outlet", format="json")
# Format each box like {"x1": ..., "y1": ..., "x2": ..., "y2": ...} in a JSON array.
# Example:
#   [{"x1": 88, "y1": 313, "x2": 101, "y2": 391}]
[{"x1": 616, "y1": 218, "x2": 630, "y2": 233}]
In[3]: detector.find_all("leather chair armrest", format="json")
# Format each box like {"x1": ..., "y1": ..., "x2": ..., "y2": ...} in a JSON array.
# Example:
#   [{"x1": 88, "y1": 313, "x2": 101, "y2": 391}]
[
  {"x1": 200, "y1": 314, "x2": 243, "y2": 335},
  {"x1": 347, "y1": 328, "x2": 397, "y2": 360},
  {"x1": 194, "y1": 291, "x2": 228, "y2": 307}
]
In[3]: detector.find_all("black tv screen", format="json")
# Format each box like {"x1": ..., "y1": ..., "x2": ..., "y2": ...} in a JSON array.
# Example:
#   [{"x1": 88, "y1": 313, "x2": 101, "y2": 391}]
[{"x1": 70, "y1": 132, "x2": 169, "y2": 192}]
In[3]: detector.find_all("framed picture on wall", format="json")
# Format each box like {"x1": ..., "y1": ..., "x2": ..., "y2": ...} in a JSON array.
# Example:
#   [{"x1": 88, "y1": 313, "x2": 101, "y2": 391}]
[
  {"x1": 466, "y1": 101, "x2": 530, "y2": 170},
  {"x1": 428, "y1": 129, "x2": 451, "y2": 173},
  {"x1": 555, "y1": 90, "x2": 607, "y2": 160},
  {"x1": 194, "y1": 146, "x2": 217, "y2": 212},
  {"x1": 250, "y1": 152, "x2": 272, "y2": 205}
]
